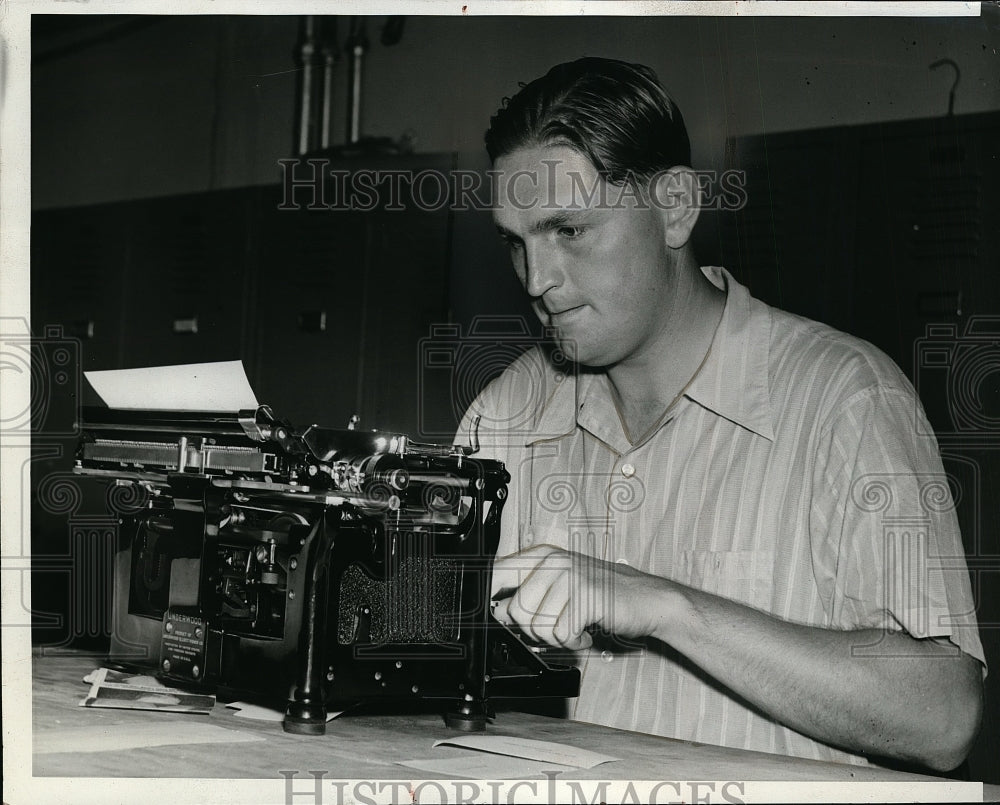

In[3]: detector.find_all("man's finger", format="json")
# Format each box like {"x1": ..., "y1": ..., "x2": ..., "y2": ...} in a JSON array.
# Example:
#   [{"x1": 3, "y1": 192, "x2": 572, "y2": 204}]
[
  {"x1": 498, "y1": 551, "x2": 572, "y2": 645},
  {"x1": 505, "y1": 566, "x2": 554, "y2": 638},
  {"x1": 515, "y1": 571, "x2": 564, "y2": 645},
  {"x1": 491, "y1": 544, "x2": 563, "y2": 598},
  {"x1": 563, "y1": 631, "x2": 594, "y2": 651},
  {"x1": 492, "y1": 595, "x2": 515, "y2": 626}
]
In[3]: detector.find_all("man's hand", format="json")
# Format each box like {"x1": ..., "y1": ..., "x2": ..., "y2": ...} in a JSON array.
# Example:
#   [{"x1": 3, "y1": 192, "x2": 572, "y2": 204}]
[{"x1": 490, "y1": 544, "x2": 667, "y2": 650}]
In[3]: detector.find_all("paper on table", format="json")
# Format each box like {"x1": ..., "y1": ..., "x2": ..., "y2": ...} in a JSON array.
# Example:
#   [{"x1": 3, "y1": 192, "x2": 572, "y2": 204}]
[
  {"x1": 85, "y1": 360, "x2": 258, "y2": 411},
  {"x1": 432, "y1": 735, "x2": 618, "y2": 769},
  {"x1": 82, "y1": 667, "x2": 168, "y2": 689},
  {"x1": 397, "y1": 755, "x2": 577, "y2": 780},
  {"x1": 224, "y1": 701, "x2": 344, "y2": 723},
  {"x1": 82, "y1": 668, "x2": 165, "y2": 687},
  {"x1": 34, "y1": 722, "x2": 263, "y2": 754},
  {"x1": 79, "y1": 667, "x2": 215, "y2": 714}
]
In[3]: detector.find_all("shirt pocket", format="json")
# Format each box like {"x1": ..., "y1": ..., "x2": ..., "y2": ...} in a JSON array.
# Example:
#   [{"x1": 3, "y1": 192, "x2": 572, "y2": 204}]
[{"x1": 674, "y1": 549, "x2": 775, "y2": 611}]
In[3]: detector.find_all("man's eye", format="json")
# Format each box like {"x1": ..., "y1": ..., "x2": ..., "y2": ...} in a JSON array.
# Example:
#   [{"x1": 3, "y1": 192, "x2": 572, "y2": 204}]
[{"x1": 558, "y1": 226, "x2": 585, "y2": 239}]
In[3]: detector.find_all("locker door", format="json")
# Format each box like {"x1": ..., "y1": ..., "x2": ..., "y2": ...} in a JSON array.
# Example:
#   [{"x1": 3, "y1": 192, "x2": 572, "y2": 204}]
[
  {"x1": 359, "y1": 165, "x2": 453, "y2": 435},
  {"x1": 251, "y1": 155, "x2": 455, "y2": 435},
  {"x1": 30, "y1": 203, "x2": 130, "y2": 649},
  {"x1": 121, "y1": 188, "x2": 253, "y2": 371},
  {"x1": 31, "y1": 202, "x2": 129, "y2": 374},
  {"x1": 718, "y1": 128, "x2": 859, "y2": 332},
  {"x1": 252, "y1": 186, "x2": 369, "y2": 429},
  {"x1": 853, "y1": 113, "x2": 1000, "y2": 379}
]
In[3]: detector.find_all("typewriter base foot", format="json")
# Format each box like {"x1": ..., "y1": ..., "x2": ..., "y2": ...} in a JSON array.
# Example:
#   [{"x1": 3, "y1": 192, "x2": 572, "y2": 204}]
[
  {"x1": 444, "y1": 703, "x2": 488, "y2": 732},
  {"x1": 283, "y1": 702, "x2": 328, "y2": 735},
  {"x1": 283, "y1": 720, "x2": 327, "y2": 735}
]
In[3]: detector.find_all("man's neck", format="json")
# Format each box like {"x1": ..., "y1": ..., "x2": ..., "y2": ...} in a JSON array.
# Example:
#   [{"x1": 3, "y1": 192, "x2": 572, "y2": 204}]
[{"x1": 606, "y1": 262, "x2": 726, "y2": 443}]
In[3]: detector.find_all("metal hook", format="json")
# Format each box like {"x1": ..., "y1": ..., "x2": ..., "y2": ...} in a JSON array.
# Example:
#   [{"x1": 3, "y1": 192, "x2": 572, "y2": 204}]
[{"x1": 929, "y1": 58, "x2": 960, "y2": 117}]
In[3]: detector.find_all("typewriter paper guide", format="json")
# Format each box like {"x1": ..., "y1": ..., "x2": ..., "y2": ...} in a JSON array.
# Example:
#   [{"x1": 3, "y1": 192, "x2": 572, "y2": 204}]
[{"x1": 84, "y1": 360, "x2": 258, "y2": 411}]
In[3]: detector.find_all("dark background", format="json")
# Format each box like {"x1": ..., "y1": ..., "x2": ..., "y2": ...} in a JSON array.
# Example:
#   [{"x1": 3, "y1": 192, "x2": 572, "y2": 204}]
[{"x1": 26, "y1": 10, "x2": 1000, "y2": 781}]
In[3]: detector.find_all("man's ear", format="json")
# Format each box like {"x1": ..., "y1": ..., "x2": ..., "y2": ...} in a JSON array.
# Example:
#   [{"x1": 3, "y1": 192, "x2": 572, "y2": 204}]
[{"x1": 649, "y1": 167, "x2": 701, "y2": 249}]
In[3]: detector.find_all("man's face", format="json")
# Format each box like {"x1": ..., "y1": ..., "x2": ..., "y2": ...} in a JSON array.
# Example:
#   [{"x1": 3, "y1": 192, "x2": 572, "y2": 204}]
[{"x1": 492, "y1": 144, "x2": 678, "y2": 368}]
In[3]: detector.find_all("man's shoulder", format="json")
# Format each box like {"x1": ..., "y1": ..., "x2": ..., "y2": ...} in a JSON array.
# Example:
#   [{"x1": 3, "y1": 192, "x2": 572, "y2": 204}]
[
  {"x1": 481, "y1": 344, "x2": 561, "y2": 393},
  {"x1": 764, "y1": 304, "x2": 915, "y2": 414},
  {"x1": 467, "y1": 344, "x2": 567, "y2": 427}
]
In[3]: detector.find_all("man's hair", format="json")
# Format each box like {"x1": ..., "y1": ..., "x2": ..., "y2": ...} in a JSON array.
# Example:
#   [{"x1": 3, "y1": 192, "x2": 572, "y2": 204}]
[{"x1": 484, "y1": 57, "x2": 691, "y2": 185}]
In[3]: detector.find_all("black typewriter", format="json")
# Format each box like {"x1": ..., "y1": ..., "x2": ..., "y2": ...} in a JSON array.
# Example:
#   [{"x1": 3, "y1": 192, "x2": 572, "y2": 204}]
[{"x1": 74, "y1": 405, "x2": 579, "y2": 734}]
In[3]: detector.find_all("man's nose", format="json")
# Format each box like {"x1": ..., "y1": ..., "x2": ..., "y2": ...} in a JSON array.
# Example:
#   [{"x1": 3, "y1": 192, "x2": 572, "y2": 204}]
[{"x1": 523, "y1": 242, "x2": 561, "y2": 299}]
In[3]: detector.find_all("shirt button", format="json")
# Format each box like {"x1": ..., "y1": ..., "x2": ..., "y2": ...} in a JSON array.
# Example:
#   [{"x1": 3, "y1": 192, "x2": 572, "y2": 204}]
[
  {"x1": 601, "y1": 650, "x2": 614, "y2": 663},
  {"x1": 620, "y1": 463, "x2": 636, "y2": 478}
]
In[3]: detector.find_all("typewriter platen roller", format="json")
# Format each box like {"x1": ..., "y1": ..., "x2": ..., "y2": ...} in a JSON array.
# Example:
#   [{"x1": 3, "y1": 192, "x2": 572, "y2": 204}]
[{"x1": 75, "y1": 404, "x2": 579, "y2": 734}]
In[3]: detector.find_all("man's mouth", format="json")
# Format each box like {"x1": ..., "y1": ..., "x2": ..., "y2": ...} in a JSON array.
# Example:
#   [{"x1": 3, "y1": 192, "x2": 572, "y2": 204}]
[{"x1": 549, "y1": 305, "x2": 584, "y2": 322}]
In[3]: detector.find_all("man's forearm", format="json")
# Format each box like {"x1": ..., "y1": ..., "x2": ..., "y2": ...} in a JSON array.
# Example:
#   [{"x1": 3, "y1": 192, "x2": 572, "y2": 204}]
[
  {"x1": 649, "y1": 578, "x2": 983, "y2": 771},
  {"x1": 491, "y1": 546, "x2": 984, "y2": 771}
]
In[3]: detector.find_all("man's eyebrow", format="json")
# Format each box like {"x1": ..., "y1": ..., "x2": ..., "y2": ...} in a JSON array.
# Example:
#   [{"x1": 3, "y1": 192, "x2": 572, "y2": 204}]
[
  {"x1": 494, "y1": 223, "x2": 520, "y2": 240},
  {"x1": 494, "y1": 212, "x2": 587, "y2": 240}
]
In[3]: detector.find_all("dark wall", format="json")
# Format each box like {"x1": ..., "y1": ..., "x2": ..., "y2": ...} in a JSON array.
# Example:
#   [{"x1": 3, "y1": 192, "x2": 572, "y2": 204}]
[{"x1": 31, "y1": 14, "x2": 1000, "y2": 209}]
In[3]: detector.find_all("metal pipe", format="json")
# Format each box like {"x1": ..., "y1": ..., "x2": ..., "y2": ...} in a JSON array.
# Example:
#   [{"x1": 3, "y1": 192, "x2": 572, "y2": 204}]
[
  {"x1": 348, "y1": 44, "x2": 362, "y2": 144},
  {"x1": 320, "y1": 46, "x2": 336, "y2": 149},
  {"x1": 345, "y1": 18, "x2": 368, "y2": 145},
  {"x1": 295, "y1": 16, "x2": 319, "y2": 155},
  {"x1": 319, "y1": 18, "x2": 339, "y2": 150}
]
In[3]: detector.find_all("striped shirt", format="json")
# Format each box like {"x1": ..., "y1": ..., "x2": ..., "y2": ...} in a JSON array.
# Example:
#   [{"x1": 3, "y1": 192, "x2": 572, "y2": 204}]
[{"x1": 459, "y1": 266, "x2": 985, "y2": 765}]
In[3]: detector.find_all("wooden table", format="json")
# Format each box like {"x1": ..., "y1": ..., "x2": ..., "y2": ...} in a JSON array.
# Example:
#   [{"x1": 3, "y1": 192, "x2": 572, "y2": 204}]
[{"x1": 25, "y1": 650, "x2": 995, "y2": 803}]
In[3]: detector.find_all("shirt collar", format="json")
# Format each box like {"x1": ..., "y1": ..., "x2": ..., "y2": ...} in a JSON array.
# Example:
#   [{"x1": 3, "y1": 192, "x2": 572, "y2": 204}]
[
  {"x1": 526, "y1": 266, "x2": 775, "y2": 448},
  {"x1": 685, "y1": 266, "x2": 775, "y2": 442}
]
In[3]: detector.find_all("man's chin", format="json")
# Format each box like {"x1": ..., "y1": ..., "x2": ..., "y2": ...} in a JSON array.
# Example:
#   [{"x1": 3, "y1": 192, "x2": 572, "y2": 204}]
[
  {"x1": 553, "y1": 336, "x2": 604, "y2": 368},
  {"x1": 551, "y1": 333, "x2": 577, "y2": 360}
]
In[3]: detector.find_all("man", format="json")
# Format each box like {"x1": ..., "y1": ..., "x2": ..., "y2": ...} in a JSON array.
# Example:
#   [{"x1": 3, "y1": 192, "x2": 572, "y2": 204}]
[{"x1": 461, "y1": 58, "x2": 985, "y2": 772}]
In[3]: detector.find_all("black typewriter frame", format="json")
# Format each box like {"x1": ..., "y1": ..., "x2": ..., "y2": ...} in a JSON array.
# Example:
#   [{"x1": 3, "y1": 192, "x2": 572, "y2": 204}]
[{"x1": 79, "y1": 406, "x2": 579, "y2": 734}]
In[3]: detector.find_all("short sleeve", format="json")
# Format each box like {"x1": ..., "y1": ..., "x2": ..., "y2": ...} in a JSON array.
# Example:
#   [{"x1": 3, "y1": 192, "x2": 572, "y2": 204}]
[
  {"x1": 453, "y1": 346, "x2": 575, "y2": 559},
  {"x1": 453, "y1": 372, "x2": 522, "y2": 561},
  {"x1": 811, "y1": 385, "x2": 986, "y2": 670}
]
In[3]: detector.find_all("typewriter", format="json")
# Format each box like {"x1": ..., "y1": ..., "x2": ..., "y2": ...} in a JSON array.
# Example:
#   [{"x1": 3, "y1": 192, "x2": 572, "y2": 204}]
[{"x1": 74, "y1": 405, "x2": 579, "y2": 734}]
